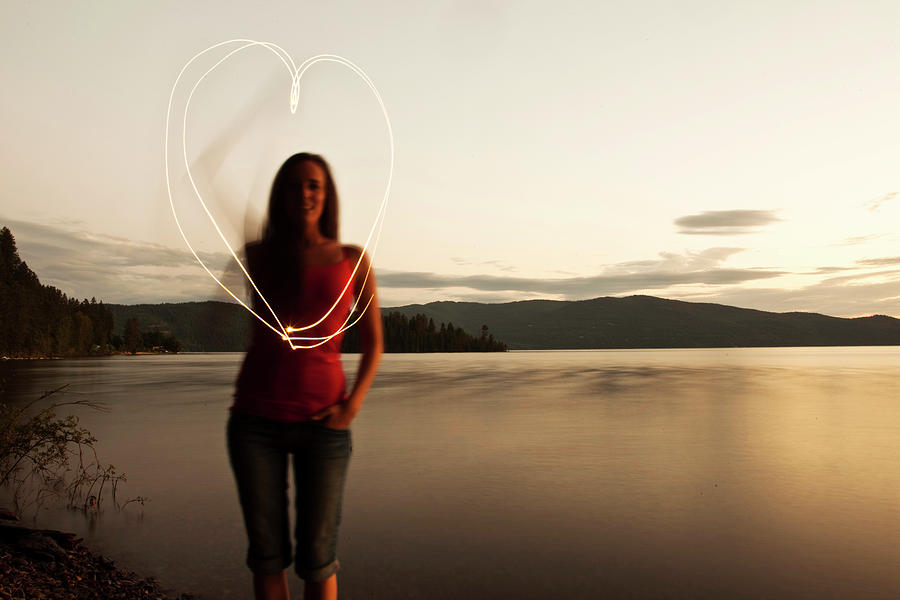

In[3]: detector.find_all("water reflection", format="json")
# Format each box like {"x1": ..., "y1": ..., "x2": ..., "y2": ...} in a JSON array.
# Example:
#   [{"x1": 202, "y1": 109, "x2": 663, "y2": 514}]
[{"x1": 1, "y1": 348, "x2": 899, "y2": 599}]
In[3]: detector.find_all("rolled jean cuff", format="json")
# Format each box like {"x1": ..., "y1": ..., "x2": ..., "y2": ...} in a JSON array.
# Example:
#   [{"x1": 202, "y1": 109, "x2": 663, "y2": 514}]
[
  {"x1": 248, "y1": 555, "x2": 291, "y2": 575},
  {"x1": 297, "y1": 558, "x2": 340, "y2": 582}
]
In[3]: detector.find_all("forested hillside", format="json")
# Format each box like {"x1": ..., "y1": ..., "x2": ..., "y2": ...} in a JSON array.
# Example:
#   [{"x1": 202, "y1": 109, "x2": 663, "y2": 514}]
[
  {"x1": 108, "y1": 303, "x2": 507, "y2": 353},
  {"x1": 9, "y1": 215, "x2": 895, "y2": 355},
  {"x1": 0, "y1": 227, "x2": 113, "y2": 357},
  {"x1": 106, "y1": 294, "x2": 900, "y2": 352},
  {"x1": 342, "y1": 311, "x2": 507, "y2": 352},
  {"x1": 389, "y1": 296, "x2": 900, "y2": 349},
  {"x1": 106, "y1": 302, "x2": 248, "y2": 352}
]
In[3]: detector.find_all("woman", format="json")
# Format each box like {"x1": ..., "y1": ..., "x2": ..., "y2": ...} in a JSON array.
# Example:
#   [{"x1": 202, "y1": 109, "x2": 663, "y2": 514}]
[{"x1": 228, "y1": 152, "x2": 383, "y2": 600}]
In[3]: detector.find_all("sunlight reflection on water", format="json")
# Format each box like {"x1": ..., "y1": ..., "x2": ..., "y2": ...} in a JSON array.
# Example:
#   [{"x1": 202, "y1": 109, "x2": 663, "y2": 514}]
[{"x1": 2, "y1": 347, "x2": 899, "y2": 599}]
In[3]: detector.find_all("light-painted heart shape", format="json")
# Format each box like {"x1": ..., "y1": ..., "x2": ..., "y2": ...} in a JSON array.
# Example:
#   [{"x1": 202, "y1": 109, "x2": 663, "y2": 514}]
[{"x1": 164, "y1": 39, "x2": 393, "y2": 349}]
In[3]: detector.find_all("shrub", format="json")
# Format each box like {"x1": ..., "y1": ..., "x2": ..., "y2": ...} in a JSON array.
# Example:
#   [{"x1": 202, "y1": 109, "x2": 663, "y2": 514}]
[{"x1": 0, "y1": 385, "x2": 143, "y2": 516}]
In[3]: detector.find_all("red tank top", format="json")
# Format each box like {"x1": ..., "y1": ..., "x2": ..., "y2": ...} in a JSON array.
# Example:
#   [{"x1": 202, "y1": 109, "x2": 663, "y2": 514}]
[{"x1": 232, "y1": 254, "x2": 354, "y2": 422}]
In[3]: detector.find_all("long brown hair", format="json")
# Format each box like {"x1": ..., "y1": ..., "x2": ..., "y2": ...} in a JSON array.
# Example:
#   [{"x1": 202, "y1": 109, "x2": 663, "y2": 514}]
[
  {"x1": 264, "y1": 152, "x2": 339, "y2": 243},
  {"x1": 253, "y1": 153, "x2": 340, "y2": 328}
]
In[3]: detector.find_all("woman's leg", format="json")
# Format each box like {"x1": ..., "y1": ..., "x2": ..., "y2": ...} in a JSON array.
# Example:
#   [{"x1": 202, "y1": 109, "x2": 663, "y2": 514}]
[
  {"x1": 254, "y1": 571, "x2": 290, "y2": 600},
  {"x1": 304, "y1": 573, "x2": 337, "y2": 600},
  {"x1": 227, "y1": 413, "x2": 293, "y2": 598},
  {"x1": 293, "y1": 422, "x2": 352, "y2": 592}
]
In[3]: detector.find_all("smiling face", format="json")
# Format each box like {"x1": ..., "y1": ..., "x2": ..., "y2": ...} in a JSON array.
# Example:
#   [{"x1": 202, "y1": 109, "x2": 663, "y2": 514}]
[
  {"x1": 265, "y1": 153, "x2": 339, "y2": 245},
  {"x1": 284, "y1": 160, "x2": 328, "y2": 234}
]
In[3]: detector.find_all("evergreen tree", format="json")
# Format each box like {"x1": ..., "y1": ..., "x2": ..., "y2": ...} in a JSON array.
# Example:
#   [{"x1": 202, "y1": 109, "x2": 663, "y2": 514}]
[
  {"x1": 75, "y1": 312, "x2": 93, "y2": 355},
  {"x1": 1, "y1": 227, "x2": 115, "y2": 357},
  {"x1": 341, "y1": 312, "x2": 508, "y2": 353},
  {"x1": 124, "y1": 318, "x2": 141, "y2": 354},
  {"x1": 0, "y1": 227, "x2": 19, "y2": 278}
]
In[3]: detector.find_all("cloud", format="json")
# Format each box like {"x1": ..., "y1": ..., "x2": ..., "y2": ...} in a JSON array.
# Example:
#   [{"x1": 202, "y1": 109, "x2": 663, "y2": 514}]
[
  {"x1": 381, "y1": 248, "x2": 896, "y2": 316},
  {"x1": 4, "y1": 219, "x2": 781, "y2": 305},
  {"x1": 674, "y1": 210, "x2": 781, "y2": 235},
  {"x1": 856, "y1": 256, "x2": 900, "y2": 267},
  {"x1": 378, "y1": 267, "x2": 784, "y2": 296},
  {"x1": 669, "y1": 269, "x2": 900, "y2": 318},
  {"x1": 638, "y1": 247, "x2": 744, "y2": 271},
  {"x1": 2, "y1": 218, "x2": 233, "y2": 303},
  {"x1": 4, "y1": 219, "x2": 228, "y2": 268},
  {"x1": 450, "y1": 256, "x2": 518, "y2": 272},
  {"x1": 801, "y1": 266, "x2": 854, "y2": 275},
  {"x1": 833, "y1": 233, "x2": 887, "y2": 246},
  {"x1": 379, "y1": 248, "x2": 779, "y2": 298},
  {"x1": 863, "y1": 192, "x2": 897, "y2": 212},
  {"x1": 6, "y1": 218, "x2": 894, "y2": 317}
]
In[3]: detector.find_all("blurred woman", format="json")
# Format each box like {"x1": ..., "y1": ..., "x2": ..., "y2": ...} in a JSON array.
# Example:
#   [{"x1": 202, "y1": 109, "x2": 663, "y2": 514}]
[{"x1": 228, "y1": 152, "x2": 382, "y2": 600}]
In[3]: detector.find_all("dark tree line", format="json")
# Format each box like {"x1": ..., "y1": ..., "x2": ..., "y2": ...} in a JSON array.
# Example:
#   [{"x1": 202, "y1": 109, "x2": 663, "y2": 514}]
[
  {"x1": 342, "y1": 311, "x2": 508, "y2": 353},
  {"x1": 1, "y1": 227, "x2": 114, "y2": 357},
  {"x1": 0, "y1": 227, "x2": 182, "y2": 357},
  {"x1": 107, "y1": 302, "x2": 242, "y2": 352},
  {"x1": 115, "y1": 318, "x2": 183, "y2": 355}
]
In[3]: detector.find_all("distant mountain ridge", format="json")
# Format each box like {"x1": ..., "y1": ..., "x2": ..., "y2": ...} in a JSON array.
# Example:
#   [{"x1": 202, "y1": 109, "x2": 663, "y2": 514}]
[
  {"x1": 389, "y1": 296, "x2": 900, "y2": 349},
  {"x1": 108, "y1": 295, "x2": 900, "y2": 351}
]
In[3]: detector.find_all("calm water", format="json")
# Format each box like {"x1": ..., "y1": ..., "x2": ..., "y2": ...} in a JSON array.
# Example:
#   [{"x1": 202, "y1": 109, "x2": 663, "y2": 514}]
[{"x1": 2, "y1": 348, "x2": 899, "y2": 599}]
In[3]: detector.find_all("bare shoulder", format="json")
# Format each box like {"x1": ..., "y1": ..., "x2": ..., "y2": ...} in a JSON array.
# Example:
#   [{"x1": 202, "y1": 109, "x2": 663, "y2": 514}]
[
  {"x1": 343, "y1": 245, "x2": 377, "y2": 299},
  {"x1": 342, "y1": 244, "x2": 370, "y2": 264}
]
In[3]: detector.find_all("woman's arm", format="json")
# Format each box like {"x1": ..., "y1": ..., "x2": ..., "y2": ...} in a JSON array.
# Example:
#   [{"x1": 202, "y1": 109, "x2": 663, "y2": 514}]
[
  {"x1": 343, "y1": 244, "x2": 383, "y2": 418},
  {"x1": 314, "y1": 245, "x2": 383, "y2": 429}
]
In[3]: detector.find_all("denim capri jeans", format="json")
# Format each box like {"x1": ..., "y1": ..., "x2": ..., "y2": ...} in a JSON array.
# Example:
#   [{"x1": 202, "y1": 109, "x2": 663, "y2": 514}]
[{"x1": 227, "y1": 411, "x2": 352, "y2": 582}]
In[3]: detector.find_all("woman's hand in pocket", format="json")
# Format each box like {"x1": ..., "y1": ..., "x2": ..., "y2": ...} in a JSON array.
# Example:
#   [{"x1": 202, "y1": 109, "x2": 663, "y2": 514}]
[{"x1": 310, "y1": 402, "x2": 357, "y2": 430}]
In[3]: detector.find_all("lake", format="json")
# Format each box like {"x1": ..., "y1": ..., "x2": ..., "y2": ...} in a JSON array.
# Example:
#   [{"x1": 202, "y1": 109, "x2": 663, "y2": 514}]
[{"x1": 2, "y1": 348, "x2": 899, "y2": 599}]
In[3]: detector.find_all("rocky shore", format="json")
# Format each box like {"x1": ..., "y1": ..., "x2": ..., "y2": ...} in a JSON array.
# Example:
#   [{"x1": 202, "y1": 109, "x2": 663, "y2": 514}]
[{"x1": 0, "y1": 517, "x2": 193, "y2": 600}]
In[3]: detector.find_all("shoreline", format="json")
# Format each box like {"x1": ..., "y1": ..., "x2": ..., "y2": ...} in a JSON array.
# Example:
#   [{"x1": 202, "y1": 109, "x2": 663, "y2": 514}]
[
  {"x1": 0, "y1": 518, "x2": 194, "y2": 600},
  {"x1": 2, "y1": 351, "x2": 179, "y2": 360}
]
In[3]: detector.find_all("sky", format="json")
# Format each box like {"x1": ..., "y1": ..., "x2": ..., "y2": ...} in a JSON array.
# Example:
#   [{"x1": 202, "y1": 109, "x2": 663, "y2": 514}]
[{"x1": 1, "y1": 0, "x2": 899, "y2": 317}]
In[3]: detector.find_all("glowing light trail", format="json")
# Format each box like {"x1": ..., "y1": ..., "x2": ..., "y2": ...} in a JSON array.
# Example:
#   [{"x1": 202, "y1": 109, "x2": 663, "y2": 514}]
[{"x1": 165, "y1": 39, "x2": 393, "y2": 349}]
